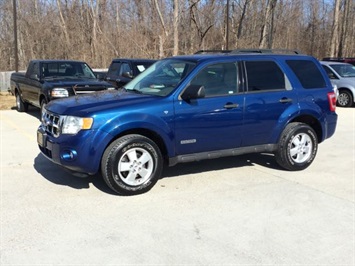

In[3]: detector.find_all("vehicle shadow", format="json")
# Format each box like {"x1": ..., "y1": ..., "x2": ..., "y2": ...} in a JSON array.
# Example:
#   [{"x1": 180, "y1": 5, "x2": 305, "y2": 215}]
[
  {"x1": 12, "y1": 105, "x2": 41, "y2": 120},
  {"x1": 33, "y1": 153, "x2": 115, "y2": 195},
  {"x1": 34, "y1": 152, "x2": 283, "y2": 195}
]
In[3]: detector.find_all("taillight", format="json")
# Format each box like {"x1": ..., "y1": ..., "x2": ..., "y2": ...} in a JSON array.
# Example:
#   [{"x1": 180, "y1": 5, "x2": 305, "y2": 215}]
[{"x1": 327, "y1": 92, "x2": 336, "y2": 112}]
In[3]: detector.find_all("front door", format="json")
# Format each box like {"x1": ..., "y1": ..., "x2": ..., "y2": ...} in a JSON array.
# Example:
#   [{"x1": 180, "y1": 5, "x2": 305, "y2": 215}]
[{"x1": 174, "y1": 62, "x2": 244, "y2": 155}]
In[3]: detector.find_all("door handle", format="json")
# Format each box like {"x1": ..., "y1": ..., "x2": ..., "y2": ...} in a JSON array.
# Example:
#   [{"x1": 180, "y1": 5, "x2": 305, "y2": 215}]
[
  {"x1": 224, "y1": 103, "x2": 239, "y2": 109},
  {"x1": 279, "y1": 97, "x2": 292, "y2": 103}
]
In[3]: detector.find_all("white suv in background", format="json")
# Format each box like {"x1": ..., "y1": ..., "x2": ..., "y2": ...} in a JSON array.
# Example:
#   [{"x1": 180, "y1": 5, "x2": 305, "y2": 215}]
[{"x1": 321, "y1": 61, "x2": 355, "y2": 107}]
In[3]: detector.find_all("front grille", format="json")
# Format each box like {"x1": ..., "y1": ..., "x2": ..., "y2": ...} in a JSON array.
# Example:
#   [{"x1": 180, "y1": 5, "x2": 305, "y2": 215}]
[
  {"x1": 73, "y1": 85, "x2": 108, "y2": 94},
  {"x1": 42, "y1": 110, "x2": 61, "y2": 137}
]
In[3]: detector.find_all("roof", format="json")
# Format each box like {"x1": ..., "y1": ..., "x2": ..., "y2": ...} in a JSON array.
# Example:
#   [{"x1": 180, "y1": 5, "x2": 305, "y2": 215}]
[
  {"x1": 320, "y1": 61, "x2": 353, "y2": 66},
  {"x1": 111, "y1": 58, "x2": 156, "y2": 62},
  {"x1": 31, "y1": 59, "x2": 87, "y2": 64}
]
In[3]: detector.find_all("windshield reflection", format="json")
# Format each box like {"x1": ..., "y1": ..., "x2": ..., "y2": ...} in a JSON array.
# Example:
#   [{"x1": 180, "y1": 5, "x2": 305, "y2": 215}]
[{"x1": 125, "y1": 59, "x2": 196, "y2": 96}]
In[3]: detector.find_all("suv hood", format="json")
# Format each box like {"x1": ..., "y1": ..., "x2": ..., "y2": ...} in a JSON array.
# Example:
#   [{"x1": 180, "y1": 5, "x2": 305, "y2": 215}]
[{"x1": 46, "y1": 90, "x2": 157, "y2": 115}]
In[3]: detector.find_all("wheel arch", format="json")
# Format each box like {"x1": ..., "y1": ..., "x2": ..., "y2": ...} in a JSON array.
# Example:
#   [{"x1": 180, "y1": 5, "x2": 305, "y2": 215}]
[
  {"x1": 290, "y1": 114, "x2": 322, "y2": 143},
  {"x1": 101, "y1": 128, "x2": 170, "y2": 167},
  {"x1": 338, "y1": 87, "x2": 355, "y2": 97}
]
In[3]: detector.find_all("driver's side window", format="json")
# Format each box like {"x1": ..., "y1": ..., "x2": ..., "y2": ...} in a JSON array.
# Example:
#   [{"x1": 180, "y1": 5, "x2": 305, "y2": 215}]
[
  {"x1": 190, "y1": 63, "x2": 238, "y2": 97},
  {"x1": 120, "y1": 63, "x2": 132, "y2": 76}
]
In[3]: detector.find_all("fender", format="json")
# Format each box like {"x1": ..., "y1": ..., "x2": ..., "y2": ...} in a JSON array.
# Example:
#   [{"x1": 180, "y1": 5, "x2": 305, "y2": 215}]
[{"x1": 97, "y1": 111, "x2": 176, "y2": 157}]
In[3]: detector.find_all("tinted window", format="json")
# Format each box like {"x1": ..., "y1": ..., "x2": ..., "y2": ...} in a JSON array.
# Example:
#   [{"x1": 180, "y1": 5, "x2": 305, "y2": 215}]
[
  {"x1": 107, "y1": 62, "x2": 121, "y2": 79},
  {"x1": 287, "y1": 60, "x2": 326, "y2": 88},
  {"x1": 322, "y1": 65, "x2": 338, "y2": 80},
  {"x1": 31, "y1": 62, "x2": 40, "y2": 78},
  {"x1": 120, "y1": 63, "x2": 132, "y2": 75},
  {"x1": 245, "y1": 61, "x2": 288, "y2": 91}
]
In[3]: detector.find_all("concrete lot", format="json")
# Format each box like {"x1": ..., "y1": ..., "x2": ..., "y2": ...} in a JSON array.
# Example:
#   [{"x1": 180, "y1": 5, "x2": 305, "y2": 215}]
[{"x1": 1, "y1": 107, "x2": 354, "y2": 265}]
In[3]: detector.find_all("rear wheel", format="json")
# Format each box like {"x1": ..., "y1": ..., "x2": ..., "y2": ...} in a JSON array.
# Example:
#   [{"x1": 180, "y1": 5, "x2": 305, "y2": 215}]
[
  {"x1": 275, "y1": 122, "x2": 318, "y2": 171},
  {"x1": 15, "y1": 91, "x2": 28, "y2": 112},
  {"x1": 101, "y1": 134, "x2": 163, "y2": 195},
  {"x1": 337, "y1": 90, "x2": 353, "y2": 107}
]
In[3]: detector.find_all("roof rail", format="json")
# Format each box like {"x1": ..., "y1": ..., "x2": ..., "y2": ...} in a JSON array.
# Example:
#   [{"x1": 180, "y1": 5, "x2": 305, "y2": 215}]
[
  {"x1": 230, "y1": 49, "x2": 301, "y2": 54},
  {"x1": 194, "y1": 50, "x2": 232, "y2": 54},
  {"x1": 194, "y1": 49, "x2": 301, "y2": 55}
]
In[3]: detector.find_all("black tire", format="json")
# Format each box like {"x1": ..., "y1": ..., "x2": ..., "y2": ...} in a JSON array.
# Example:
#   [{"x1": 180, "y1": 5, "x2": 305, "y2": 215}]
[
  {"x1": 40, "y1": 98, "x2": 47, "y2": 118},
  {"x1": 275, "y1": 122, "x2": 318, "y2": 171},
  {"x1": 15, "y1": 91, "x2": 28, "y2": 112},
  {"x1": 337, "y1": 90, "x2": 353, "y2": 107},
  {"x1": 101, "y1": 134, "x2": 163, "y2": 195}
]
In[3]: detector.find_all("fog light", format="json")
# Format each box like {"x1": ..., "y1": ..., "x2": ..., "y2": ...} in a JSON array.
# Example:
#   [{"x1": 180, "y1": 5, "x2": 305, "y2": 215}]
[{"x1": 61, "y1": 150, "x2": 77, "y2": 161}]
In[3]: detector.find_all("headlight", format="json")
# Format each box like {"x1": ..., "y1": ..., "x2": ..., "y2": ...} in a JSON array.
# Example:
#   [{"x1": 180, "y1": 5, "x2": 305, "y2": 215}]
[
  {"x1": 61, "y1": 116, "x2": 93, "y2": 134},
  {"x1": 107, "y1": 87, "x2": 116, "y2": 90},
  {"x1": 51, "y1": 88, "x2": 69, "y2": 97}
]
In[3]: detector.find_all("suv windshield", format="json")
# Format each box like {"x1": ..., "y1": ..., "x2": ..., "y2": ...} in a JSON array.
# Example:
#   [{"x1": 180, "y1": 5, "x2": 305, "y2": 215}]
[
  {"x1": 125, "y1": 59, "x2": 196, "y2": 96},
  {"x1": 331, "y1": 64, "x2": 355, "y2": 78}
]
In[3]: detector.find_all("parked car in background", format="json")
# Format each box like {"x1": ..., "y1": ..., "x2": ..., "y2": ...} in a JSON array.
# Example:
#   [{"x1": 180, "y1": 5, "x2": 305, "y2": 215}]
[
  {"x1": 321, "y1": 61, "x2": 355, "y2": 107},
  {"x1": 105, "y1": 58, "x2": 156, "y2": 88},
  {"x1": 322, "y1": 57, "x2": 355, "y2": 66},
  {"x1": 10, "y1": 60, "x2": 115, "y2": 115}
]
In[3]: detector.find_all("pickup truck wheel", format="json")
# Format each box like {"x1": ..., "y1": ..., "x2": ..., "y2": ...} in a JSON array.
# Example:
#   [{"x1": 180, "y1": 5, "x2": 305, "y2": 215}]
[
  {"x1": 40, "y1": 98, "x2": 47, "y2": 117},
  {"x1": 101, "y1": 134, "x2": 163, "y2": 195},
  {"x1": 15, "y1": 92, "x2": 28, "y2": 112},
  {"x1": 337, "y1": 90, "x2": 353, "y2": 107},
  {"x1": 275, "y1": 123, "x2": 318, "y2": 171}
]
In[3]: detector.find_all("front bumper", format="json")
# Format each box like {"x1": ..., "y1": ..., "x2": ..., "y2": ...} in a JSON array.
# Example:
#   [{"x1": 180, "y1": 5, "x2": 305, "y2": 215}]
[{"x1": 37, "y1": 126, "x2": 111, "y2": 175}]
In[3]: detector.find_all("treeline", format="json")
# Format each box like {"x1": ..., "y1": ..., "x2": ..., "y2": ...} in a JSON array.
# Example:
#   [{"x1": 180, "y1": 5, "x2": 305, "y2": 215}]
[{"x1": 0, "y1": 0, "x2": 354, "y2": 71}]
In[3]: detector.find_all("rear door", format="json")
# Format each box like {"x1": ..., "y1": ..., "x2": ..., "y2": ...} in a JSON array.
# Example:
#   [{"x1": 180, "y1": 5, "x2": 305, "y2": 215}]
[{"x1": 241, "y1": 59, "x2": 295, "y2": 146}]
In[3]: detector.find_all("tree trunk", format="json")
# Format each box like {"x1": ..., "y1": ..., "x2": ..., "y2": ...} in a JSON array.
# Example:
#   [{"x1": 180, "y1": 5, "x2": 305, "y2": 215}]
[
  {"x1": 259, "y1": 0, "x2": 277, "y2": 49},
  {"x1": 330, "y1": 0, "x2": 341, "y2": 57},
  {"x1": 173, "y1": 0, "x2": 179, "y2": 55},
  {"x1": 56, "y1": 0, "x2": 70, "y2": 57}
]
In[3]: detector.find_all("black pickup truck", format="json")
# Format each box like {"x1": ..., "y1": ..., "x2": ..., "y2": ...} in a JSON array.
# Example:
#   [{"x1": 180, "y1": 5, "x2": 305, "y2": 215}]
[
  {"x1": 10, "y1": 59, "x2": 115, "y2": 114},
  {"x1": 104, "y1": 58, "x2": 156, "y2": 88}
]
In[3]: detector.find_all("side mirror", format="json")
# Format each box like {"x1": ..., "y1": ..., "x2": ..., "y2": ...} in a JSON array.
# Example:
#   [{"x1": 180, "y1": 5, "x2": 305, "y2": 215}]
[
  {"x1": 328, "y1": 72, "x2": 337, "y2": 79},
  {"x1": 30, "y1": 74, "x2": 39, "y2": 81},
  {"x1": 95, "y1": 73, "x2": 105, "y2": 80},
  {"x1": 122, "y1": 71, "x2": 133, "y2": 79},
  {"x1": 181, "y1": 85, "x2": 205, "y2": 102}
]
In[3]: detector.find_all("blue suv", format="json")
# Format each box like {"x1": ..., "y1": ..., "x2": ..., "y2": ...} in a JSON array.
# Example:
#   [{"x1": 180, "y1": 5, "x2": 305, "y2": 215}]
[{"x1": 37, "y1": 51, "x2": 338, "y2": 195}]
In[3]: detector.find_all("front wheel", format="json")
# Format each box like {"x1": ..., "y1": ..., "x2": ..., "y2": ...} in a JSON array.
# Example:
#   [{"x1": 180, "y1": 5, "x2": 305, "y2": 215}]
[
  {"x1": 275, "y1": 123, "x2": 318, "y2": 171},
  {"x1": 101, "y1": 134, "x2": 163, "y2": 195},
  {"x1": 15, "y1": 92, "x2": 28, "y2": 112},
  {"x1": 40, "y1": 98, "x2": 47, "y2": 118}
]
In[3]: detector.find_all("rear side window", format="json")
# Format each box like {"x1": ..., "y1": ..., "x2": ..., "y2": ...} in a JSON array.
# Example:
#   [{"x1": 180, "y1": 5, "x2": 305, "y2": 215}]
[
  {"x1": 286, "y1": 60, "x2": 326, "y2": 88},
  {"x1": 245, "y1": 61, "x2": 290, "y2": 92}
]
